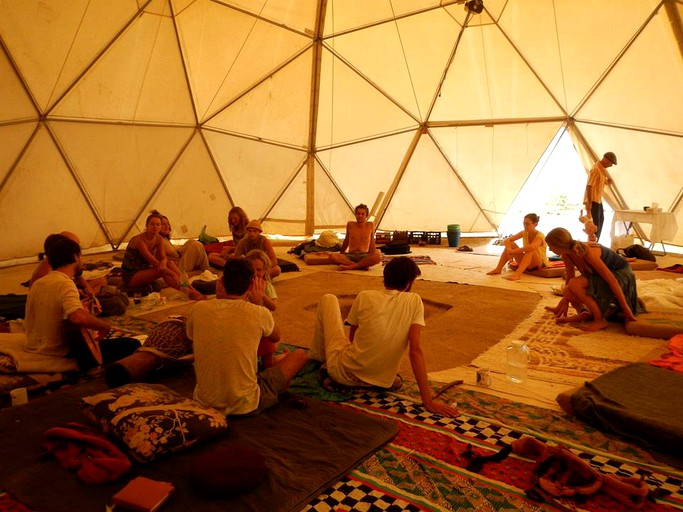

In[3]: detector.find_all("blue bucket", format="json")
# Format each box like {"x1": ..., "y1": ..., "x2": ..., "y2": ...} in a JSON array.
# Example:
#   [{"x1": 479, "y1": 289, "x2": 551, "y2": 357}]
[{"x1": 447, "y1": 224, "x2": 460, "y2": 247}]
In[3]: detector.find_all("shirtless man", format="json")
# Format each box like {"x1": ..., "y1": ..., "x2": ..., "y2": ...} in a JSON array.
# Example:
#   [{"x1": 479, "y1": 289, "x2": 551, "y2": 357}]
[{"x1": 328, "y1": 204, "x2": 381, "y2": 271}]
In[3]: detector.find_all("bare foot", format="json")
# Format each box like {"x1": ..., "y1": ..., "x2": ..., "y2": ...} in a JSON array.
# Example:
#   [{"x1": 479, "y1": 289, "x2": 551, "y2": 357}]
[
  {"x1": 578, "y1": 319, "x2": 609, "y2": 332},
  {"x1": 486, "y1": 269, "x2": 502, "y2": 275},
  {"x1": 544, "y1": 305, "x2": 559, "y2": 314},
  {"x1": 337, "y1": 265, "x2": 351, "y2": 271},
  {"x1": 556, "y1": 311, "x2": 592, "y2": 324},
  {"x1": 188, "y1": 287, "x2": 206, "y2": 301},
  {"x1": 504, "y1": 274, "x2": 521, "y2": 281}
]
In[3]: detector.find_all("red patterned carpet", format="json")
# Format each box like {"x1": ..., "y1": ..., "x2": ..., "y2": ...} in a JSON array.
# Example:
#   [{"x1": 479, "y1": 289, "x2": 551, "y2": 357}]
[{"x1": 305, "y1": 382, "x2": 683, "y2": 511}]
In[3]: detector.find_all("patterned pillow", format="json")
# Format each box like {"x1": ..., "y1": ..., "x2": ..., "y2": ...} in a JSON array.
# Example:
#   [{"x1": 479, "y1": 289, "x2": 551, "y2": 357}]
[{"x1": 80, "y1": 383, "x2": 227, "y2": 463}]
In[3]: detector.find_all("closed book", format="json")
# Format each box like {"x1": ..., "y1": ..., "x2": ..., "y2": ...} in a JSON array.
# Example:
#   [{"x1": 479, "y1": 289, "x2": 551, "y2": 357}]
[{"x1": 112, "y1": 476, "x2": 174, "y2": 512}]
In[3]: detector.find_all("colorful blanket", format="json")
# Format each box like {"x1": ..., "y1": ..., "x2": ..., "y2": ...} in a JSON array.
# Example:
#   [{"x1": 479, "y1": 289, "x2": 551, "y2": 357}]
[
  {"x1": 2, "y1": 376, "x2": 683, "y2": 511},
  {"x1": 304, "y1": 383, "x2": 683, "y2": 511}
]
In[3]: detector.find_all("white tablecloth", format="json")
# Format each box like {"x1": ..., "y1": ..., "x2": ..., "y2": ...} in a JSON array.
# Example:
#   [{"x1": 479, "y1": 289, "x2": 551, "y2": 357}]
[{"x1": 611, "y1": 210, "x2": 678, "y2": 243}]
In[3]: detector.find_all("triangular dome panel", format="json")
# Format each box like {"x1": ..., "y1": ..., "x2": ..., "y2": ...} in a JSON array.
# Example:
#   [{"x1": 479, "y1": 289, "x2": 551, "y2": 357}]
[
  {"x1": 205, "y1": 131, "x2": 306, "y2": 219},
  {"x1": 0, "y1": 49, "x2": 37, "y2": 122},
  {"x1": 324, "y1": 1, "x2": 459, "y2": 36},
  {"x1": 499, "y1": 0, "x2": 655, "y2": 115},
  {"x1": 263, "y1": 164, "x2": 308, "y2": 236},
  {"x1": 313, "y1": 164, "x2": 354, "y2": 228},
  {"x1": 432, "y1": 122, "x2": 562, "y2": 227},
  {"x1": 0, "y1": 126, "x2": 107, "y2": 261},
  {"x1": 578, "y1": 9, "x2": 683, "y2": 134},
  {"x1": 381, "y1": 134, "x2": 490, "y2": 232},
  {"x1": 218, "y1": 0, "x2": 317, "y2": 34},
  {"x1": 0, "y1": 0, "x2": 140, "y2": 112},
  {"x1": 432, "y1": 23, "x2": 563, "y2": 121},
  {"x1": 329, "y1": 8, "x2": 459, "y2": 119},
  {"x1": 176, "y1": 1, "x2": 311, "y2": 121},
  {"x1": 139, "y1": 133, "x2": 232, "y2": 238},
  {"x1": 207, "y1": 52, "x2": 312, "y2": 147},
  {"x1": 0, "y1": 122, "x2": 37, "y2": 183},
  {"x1": 316, "y1": 48, "x2": 419, "y2": 147},
  {"x1": 50, "y1": 121, "x2": 195, "y2": 243},
  {"x1": 52, "y1": 12, "x2": 195, "y2": 123},
  {"x1": 320, "y1": 131, "x2": 416, "y2": 211}
]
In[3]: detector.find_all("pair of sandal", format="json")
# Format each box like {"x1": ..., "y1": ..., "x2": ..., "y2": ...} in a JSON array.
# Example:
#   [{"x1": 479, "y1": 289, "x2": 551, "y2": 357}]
[{"x1": 317, "y1": 365, "x2": 403, "y2": 394}]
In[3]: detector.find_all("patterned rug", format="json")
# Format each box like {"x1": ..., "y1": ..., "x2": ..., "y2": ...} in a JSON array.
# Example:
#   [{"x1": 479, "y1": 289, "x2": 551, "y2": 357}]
[
  {"x1": 381, "y1": 255, "x2": 436, "y2": 266},
  {"x1": 305, "y1": 382, "x2": 683, "y2": 511},
  {"x1": 2, "y1": 372, "x2": 682, "y2": 511},
  {"x1": 471, "y1": 294, "x2": 666, "y2": 387}
]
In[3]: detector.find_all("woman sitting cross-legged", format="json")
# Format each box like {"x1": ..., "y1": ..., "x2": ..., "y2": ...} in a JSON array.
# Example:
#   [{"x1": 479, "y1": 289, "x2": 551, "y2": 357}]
[
  {"x1": 544, "y1": 227, "x2": 640, "y2": 332},
  {"x1": 121, "y1": 210, "x2": 205, "y2": 301},
  {"x1": 487, "y1": 213, "x2": 548, "y2": 280}
]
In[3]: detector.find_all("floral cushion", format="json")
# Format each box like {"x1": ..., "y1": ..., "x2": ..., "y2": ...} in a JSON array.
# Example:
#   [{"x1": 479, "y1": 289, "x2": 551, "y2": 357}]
[{"x1": 80, "y1": 383, "x2": 227, "y2": 463}]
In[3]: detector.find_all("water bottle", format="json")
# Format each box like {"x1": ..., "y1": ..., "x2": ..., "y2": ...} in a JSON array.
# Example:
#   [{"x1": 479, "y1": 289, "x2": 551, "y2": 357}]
[{"x1": 506, "y1": 340, "x2": 530, "y2": 383}]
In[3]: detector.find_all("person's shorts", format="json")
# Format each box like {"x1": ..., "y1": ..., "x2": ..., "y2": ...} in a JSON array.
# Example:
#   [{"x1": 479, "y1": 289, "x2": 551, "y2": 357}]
[
  {"x1": 345, "y1": 251, "x2": 369, "y2": 263},
  {"x1": 255, "y1": 366, "x2": 286, "y2": 414}
]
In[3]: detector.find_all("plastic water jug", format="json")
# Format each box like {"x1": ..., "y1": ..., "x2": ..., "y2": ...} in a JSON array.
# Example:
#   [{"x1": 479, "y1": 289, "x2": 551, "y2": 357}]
[{"x1": 506, "y1": 340, "x2": 530, "y2": 383}]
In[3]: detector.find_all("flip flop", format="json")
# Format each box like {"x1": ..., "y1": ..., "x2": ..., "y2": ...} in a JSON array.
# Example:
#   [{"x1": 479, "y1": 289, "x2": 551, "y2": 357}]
[{"x1": 457, "y1": 245, "x2": 473, "y2": 252}]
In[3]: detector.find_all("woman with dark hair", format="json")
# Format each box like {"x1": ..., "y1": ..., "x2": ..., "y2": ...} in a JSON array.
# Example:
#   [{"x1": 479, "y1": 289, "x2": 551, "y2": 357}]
[
  {"x1": 545, "y1": 227, "x2": 639, "y2": 332},
  {"x1": 487, "y1": 213, "x2": 548, "y2": 280}
]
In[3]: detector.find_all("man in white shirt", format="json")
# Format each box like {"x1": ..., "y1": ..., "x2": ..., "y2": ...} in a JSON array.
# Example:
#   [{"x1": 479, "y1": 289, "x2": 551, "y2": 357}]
[
  {"x1": 25, "y1": 237, "x2": 112, "y2": 361},
  {"x1": 311, "y1": 256, "x2": 458, "y2": 418},
  {"x1": 188, "y1": 258, "x2": 307, "y2": 415}
]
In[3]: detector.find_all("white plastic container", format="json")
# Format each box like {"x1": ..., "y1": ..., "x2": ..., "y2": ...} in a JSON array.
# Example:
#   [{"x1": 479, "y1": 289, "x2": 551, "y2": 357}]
[{"x1": 506, "y1": 340, "x2": 530, "y2": 384}]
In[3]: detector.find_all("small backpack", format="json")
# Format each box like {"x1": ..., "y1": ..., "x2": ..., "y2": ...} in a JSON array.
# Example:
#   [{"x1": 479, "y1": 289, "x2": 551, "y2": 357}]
[{"x1": 620, "y1": 244, "x2": 656, "y2": 262}]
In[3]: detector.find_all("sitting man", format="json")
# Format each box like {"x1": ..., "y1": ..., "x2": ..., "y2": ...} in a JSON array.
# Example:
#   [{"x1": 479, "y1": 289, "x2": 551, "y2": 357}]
[
  {"x1": 30, "y1": 232, "x2": 106, "y2": 300},
  {"x1": 328, "y1": 203, "x2": 381, "y2": 271},
  {"x1": 187, "y1": 258, "x2": 307, "y2": 416},
  {"x1": 25, "y1": 236, "x2": 139, "y2": 367},
  {"x1": 312, "y1": 256, "x2": 458, "y2": 418}
]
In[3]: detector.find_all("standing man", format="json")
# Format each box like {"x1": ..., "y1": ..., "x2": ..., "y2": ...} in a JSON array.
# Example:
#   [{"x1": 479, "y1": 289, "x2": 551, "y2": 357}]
[
  {"x1": 584, "y1": 151, "x2": 617, "y2": 241},
  {"x1": 328, "y1": 203, "x2": 381, "y2": 271},
  {"x1": 312, "y1": 256, "x2": 459, "y2": 418}
]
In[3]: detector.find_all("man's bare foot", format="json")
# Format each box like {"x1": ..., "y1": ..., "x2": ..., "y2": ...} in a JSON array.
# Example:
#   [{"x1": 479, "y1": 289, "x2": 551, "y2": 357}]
[
  {"x1": 504, "y1": 274, "x2": 521, "y2": 281},
  {"x1": 337, "y1": 265, "x2": 352, "y2": 271},
  {"x1": 544, "y1": 305, "x2": 559, "y2": 314},
  {"x1": 487, "y1": 269, "x2": 502, "y2": 275},
  {"x1": 578, "y1": 319, "x2": 609, "y2": 332}
]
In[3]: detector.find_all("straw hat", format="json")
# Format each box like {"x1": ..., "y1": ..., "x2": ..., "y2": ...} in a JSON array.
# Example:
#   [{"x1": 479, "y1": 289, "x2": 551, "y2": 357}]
[
  {"x1": 315, "y1": 230, "x2": 339, "y2": 248},
  {"x1": 245, "y1": 220, "x2": 263, "y2": 232}
]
